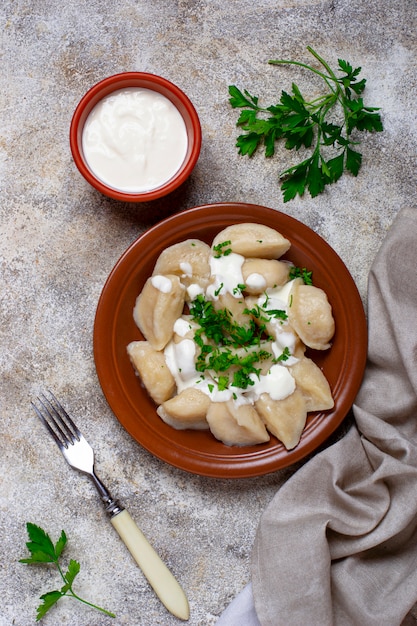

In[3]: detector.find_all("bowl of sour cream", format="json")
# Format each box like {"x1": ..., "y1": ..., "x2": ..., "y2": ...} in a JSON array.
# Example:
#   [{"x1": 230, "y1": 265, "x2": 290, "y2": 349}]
[{"x1": 70, "y1": 72, "x2": 202, "y2": 202}]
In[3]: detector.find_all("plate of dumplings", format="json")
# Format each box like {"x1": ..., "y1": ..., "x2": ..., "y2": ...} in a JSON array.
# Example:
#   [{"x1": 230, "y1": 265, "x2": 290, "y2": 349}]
[{"x1": 94, "y1": 203, "x2": 367, "y2": 478}]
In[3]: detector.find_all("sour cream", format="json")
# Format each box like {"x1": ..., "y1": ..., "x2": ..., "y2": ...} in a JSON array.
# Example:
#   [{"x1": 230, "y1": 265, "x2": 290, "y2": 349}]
[
  {"x1": 82, "y1": 88, "x2": 188, "y2": 192},
  {"x1": 245, "y1": 272, "x2": 267, "y2": 292},
  {"x1": 206, "y1": 252, "x2": 245, "y2": 299},
  {"x1": 151, "y1": 275, "x2": 173, "y2": 293},
  {"x1": 249, "y1": 364, "x2": 295, "y2": 401}
]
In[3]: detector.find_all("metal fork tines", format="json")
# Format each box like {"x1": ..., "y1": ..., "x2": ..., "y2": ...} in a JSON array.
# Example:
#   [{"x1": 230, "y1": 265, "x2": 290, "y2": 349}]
[
  {"x1": 31, "y1": 391, "x2": 190, "y2": 621},
  {"x1": 32, "y1": 392, "x2": 123, "y2": 516}
]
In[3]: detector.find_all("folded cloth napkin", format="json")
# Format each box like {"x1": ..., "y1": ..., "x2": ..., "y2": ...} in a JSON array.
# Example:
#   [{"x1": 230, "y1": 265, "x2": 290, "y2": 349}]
[{"x1": 216, "y1": 207, "x2": 417, "y2": 626}]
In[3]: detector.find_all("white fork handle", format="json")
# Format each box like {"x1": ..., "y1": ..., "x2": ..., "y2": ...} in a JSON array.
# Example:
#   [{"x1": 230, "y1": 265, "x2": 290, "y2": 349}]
[{"x1": 111, "y1": 509, "x2": 189, "y2": 621}]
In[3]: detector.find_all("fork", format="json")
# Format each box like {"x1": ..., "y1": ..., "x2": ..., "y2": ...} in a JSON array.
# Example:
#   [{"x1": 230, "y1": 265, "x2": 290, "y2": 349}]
[{"x1": 31, "y1": 392, "x2": 190, "y2": 621}]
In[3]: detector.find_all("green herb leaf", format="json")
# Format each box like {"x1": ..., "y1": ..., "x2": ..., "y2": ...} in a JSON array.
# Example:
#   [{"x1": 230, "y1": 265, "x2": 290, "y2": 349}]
[
  {"x1": 288, "y1": 266, "x2": 313, "y2": 285},
  {"x1": 229, "y1": 85, "x2": 260, "y2": 109},
  {"x1": 274, "y1": 346, "x2": 291, "y2": 362},
  {"x1": 55, "y1": 531, "x2": 67, "y2": 558},
  {"x1": 64, "y1": 559, "x2": 81, "y2": 587},
  {"x1": 265, "y1": 308, "x2": 288, "y2": 320},
  {"x1": 19, "y1": 523, "x2": 60, "y2": 564},
  {"x1": 233, "y1": 284, "x2": 246, "y2": 295},
  {"x1": 345, "y1": 146, "x2": 362, "y2": 176},
  {"x1": 20, "y1": 523, "x2": 116, "y2": 620},
  {"x1": 36, "y1": 591, "x2": 63, "y2": 621},
  {"x1": 213, "y1": 240, "x2": 232, "y2": 257},
  {"x1": 229, "y1": 46, "x2": 383, "y2": 202}
]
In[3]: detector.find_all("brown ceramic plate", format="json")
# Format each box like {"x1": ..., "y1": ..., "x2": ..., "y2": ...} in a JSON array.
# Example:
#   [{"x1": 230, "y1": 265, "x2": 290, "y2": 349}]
[{"x1": 93, "y1": 203, "x2": 367, "y2": 478}]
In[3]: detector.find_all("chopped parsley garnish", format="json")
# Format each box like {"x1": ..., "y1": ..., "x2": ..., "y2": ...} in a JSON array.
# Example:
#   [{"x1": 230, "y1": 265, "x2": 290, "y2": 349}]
[
  {"x1": 265, "y1": 308, "x2": 288, "y2": 320},
  {"x1": 289, "y1": 266, "x2": 313, "y2": 285},
  {"x1": 274, "y1": 346, "x2": 291, "y2": 362},
  {"x1": 214, "y1": 282, "x2": 224, "y2": 297},
  {"x1": 213, "y1": 240, "x2": 232, "y2": 258},
  {"x1": 244, "y1": 302, "x2": 287, "y2": 322},
  {"x1": 243, "y1": 303, "x2": 269, "y2": 323},
  {"x1": 233, "y1": 284, "x2": 247, "y2": 295},
  {"x1": 189, "y1": 294, "x2": 279, "y2": 389}
]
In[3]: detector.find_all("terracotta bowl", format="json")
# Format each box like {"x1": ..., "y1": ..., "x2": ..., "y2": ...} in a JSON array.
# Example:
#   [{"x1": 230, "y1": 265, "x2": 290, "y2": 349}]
[
  {"x1": 93, "y1": 203, "x2": 367, "y2": 478},
  {"x1": 69, "y1": 72, "x2": 201, "y2": 202}
]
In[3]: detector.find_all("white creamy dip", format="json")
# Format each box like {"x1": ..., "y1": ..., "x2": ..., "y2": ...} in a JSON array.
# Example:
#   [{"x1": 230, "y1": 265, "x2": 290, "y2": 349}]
[
  {"x1": 186, "y1": 283, "x2": 204, "y2": 301},
  {"x1": 151, "y1": 275, "x2": 173, "y2": 293},
  {"x1": 82, "y1": 88, "x2": 188, "y2": 192},
  {"x1": 259, "y1": 281, "x2": 294, "y2": 312},
  {"x1": 173, "y1": 317, "x2": 193, "y2": 337},
  {"x1": 245, "y1": 272, "x2": 267, "y2": 291},
  {"x1": 180, "y1": 262, "x2": 193, "y2": 277},
  {"x1": 206, "y1": 252, "x2": 245, "y2": 299}
]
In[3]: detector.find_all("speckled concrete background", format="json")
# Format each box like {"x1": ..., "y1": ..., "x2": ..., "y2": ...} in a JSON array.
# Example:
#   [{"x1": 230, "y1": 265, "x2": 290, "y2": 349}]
[{"x1": 1, "y1": 1, "x2": 416, "y2": 625}]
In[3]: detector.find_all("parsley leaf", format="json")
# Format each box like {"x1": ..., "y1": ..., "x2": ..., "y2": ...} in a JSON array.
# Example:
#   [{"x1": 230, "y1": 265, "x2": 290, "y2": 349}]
[
  {"x1": 20, "y1": 523, "x2": 115, "y2": 621},
  {"x1": 229, "y1": 46, "x2": 383, "y2": 202},
  {"x1": 36, "y1": 591, "x2": 63, "y2": 620},
  {"x1": 213, "y1": 240, "x2": 232, "y2": 257},
  {"x1": 274, "y1": 346, "x2": 291, "y2": 362},
  {"x1": 288, "y1": 266, "x2": 313, "y2": 285}
]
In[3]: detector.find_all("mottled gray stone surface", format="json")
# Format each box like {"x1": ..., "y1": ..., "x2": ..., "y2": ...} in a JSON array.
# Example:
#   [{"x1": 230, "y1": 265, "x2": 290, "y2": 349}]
[{"x1": 1, "y1": 1, "x2": 416, "y2": 625}]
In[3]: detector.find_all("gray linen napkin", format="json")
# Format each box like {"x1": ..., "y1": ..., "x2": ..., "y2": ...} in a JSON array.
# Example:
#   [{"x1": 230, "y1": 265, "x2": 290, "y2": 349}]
[{"x1": 216, "y1": 207, "x2": 417, "y2": 626}]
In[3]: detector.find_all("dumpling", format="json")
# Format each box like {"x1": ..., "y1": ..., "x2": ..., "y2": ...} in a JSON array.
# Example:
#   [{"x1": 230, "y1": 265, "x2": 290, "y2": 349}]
[
  {"x1": 211, "y1": 223, "x2": 291, "y2": 259},
  {"x1": 242, "y1": 258, "x2": 291, "y2": 294},
  {"x1": 157, "y1": 388, "x2": 211, "y2": 430},
  {"x1": 206, "y1": 401, "x2": 270, "y2": 446},
  {"x1": 133, "y1": 274, "x2": 186, "y2": 350},
  {"x1": 152, "y1": 239, "x2": 211, "y2": 289},
  {"x1": 127, "y1": 341, "x2": 176, "y2": 405},
  {"x1": 288, "y1": 283, "x2": 335, "y2": 350},
  {"x1": 255, "y1": 389, "x2": 307, "y2": 450},
  {"x1": 212, "y1": 292, "x2": 253, "y2": 327},
  {"x1": 289, "y1": 356, "x2": 334, "y2": 411}
]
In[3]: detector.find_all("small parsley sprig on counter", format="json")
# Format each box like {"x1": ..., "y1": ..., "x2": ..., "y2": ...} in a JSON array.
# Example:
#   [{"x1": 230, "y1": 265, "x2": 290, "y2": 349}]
[
  {"x1": 20, "y1": 523, "x2": 115, "y2": 621},
  {"x1": 229, "y1": 46, "x2": 383, "y2": 202}
]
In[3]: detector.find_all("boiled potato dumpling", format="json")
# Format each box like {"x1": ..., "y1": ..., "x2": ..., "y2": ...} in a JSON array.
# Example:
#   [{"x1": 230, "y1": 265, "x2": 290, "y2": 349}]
[
  {"x1": 152, "y1": 239, "x2": 211, "y2": 289},
  {"x1": 157, "y1": 388, "x2": 211, "y2": 430},
  {"x1": 127, "y1": 224, "x2": 336, "y2": 451},
  {"x1": 213, "y1": 292, "x2": 253, "y2": 327},
  {"x1": 133, "y1": 274, "x2": 186, "y2": 351},
  {"x1": 127, "y1": 341, "x2": 176, "y2": 405},
  {"x1": 289, "y1": 357, "x2": 334, "y2": 411},
  {"x1": 288, "y1": 283, "x2": 335, "y2": 350},
  {"x1": 242, "y1": 258, "x2": 291, "y2": 294},
  {"x1": 212, "y1": 223, "x2": 290, "y2": 259},
  {"x1": 207, "y1": 401, "x2": 270, "y2": 446},
  {"x1": 255, "y1": 389, "x2": 307, "y2": 450}
]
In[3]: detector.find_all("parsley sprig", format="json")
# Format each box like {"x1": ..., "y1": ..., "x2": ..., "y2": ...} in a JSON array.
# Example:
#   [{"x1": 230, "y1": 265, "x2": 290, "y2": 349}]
[
  {"x1": 229, "y1": 46, "x2": 383, "y2": 202},
  {"x1": 20, "y1": 523, "x2": 115, "y2": 621}
]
